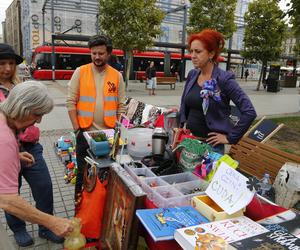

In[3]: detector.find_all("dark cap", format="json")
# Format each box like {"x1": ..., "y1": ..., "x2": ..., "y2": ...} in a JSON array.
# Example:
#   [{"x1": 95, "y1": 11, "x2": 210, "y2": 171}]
[{"x1": 0, "y1": 43, "x2": 23, "y2": 65}]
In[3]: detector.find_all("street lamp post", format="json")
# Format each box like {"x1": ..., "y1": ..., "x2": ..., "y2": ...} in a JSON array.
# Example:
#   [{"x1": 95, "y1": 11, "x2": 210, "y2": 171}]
[{"x1": 51, "y1": 0, "x2": 55, "y2": 81}]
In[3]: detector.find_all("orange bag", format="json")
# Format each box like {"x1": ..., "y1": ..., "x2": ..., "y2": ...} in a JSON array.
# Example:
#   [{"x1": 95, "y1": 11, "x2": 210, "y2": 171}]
[{"x1": 75, "y1": 177, "x2": 107, "y2": 239}]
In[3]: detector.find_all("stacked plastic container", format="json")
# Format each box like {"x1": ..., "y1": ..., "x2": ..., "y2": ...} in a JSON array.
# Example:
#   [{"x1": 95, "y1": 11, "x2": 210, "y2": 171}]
[{"x1": 124, "y1": 163, "x2": 209, "y2": 208}]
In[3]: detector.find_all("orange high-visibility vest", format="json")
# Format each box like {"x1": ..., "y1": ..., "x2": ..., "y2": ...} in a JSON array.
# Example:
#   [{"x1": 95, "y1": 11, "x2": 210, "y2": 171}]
[{"x1": 77, "y1": 63, "x2": 119, "y2": 129}]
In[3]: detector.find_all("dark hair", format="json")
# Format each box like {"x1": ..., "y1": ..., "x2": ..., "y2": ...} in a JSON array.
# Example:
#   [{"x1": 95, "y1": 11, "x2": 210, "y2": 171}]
[
  {"x1": 88, "y1": 35, "x2": 113, "y2": 53},
  {"x1": 188, "y1": 29, "x2": 225, "y2": 62}
]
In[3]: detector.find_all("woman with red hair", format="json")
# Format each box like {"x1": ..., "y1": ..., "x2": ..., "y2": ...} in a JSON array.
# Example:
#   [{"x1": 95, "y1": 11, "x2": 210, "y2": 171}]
[{"x1": 179, "y1": 29, "x2": 256, "y2": 153}]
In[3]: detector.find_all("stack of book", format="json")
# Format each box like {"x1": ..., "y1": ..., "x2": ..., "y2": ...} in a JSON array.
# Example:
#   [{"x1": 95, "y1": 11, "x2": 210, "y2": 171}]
[
  {"x1": 231, "y1": 210, "x2": 300, "y2": 249},
  {"x1": 174, "y1": 216, "x2": 268, "y2": 250},
  {"x1": 174, "y1": 210, "x2": 300, "y2": 250}
]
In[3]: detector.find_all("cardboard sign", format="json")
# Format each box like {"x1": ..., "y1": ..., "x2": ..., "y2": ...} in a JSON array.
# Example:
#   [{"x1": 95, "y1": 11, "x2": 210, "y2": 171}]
[
  {"x1": 119, "y1": 114, "x2": 130, "y2": 142},
  {"x1": 206, "y1": 162, "x2": 254, "y2": 215},
  {"x1": 248, "y1": 119, "x2": 279, "y2": 142}
]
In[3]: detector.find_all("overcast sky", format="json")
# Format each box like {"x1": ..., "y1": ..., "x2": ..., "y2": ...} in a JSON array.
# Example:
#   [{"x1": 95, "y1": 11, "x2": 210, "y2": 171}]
[{"x1": 0, "y1": 0, "x2": 292, "y2": 35}]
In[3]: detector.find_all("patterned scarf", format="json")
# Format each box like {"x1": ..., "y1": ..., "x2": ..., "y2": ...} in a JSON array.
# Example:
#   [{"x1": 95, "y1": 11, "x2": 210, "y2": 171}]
[{"x1": 199, "y1": 78, "x2": 221, "y2": 115}]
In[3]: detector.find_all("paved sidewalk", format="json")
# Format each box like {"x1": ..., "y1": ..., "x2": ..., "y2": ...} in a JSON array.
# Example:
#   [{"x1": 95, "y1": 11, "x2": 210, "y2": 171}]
[{"x1": 1, "y1": 78, "x2": 299, "y2": 249}]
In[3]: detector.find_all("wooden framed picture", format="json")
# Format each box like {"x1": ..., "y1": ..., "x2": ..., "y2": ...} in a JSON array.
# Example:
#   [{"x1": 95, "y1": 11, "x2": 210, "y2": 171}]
[{"x1": 100, "y1": 163, "x2": 146, "y2": 250}]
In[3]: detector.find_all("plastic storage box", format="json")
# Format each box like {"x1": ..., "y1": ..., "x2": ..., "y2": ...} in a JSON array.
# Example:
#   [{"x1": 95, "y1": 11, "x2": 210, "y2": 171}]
[
  {"x1": 83, "y1": 129, "x2": 115, "y2": 147},
  {"x1": 83, "y1": 130, "x2": 114, "y2": 157},
  {"x1": 160, "y1": 172, "x2": 199, "y2": 185},
  {"x1": 173, "y1": 180, "x2": 208, "y2": 195},
  {"x1": 140, "y1": 177, "x2": 169, "y2": 200},
  {"x1": 152, "y1": 186, "x2": 183, "y2": 208},
  {"x1": 124, "y1": 163, "x2": 209, "y2": 208},
  {"x1": 124, "y1": 165, "x2": 156, "y2": 184}
]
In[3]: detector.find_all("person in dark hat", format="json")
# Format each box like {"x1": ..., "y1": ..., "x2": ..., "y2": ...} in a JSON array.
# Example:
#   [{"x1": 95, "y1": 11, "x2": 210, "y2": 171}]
[
  {"x1": 0, "y1": 43, "x2": 65, "y2": 247},
  {"x1": 0, "y1": 43, "x2": 23, "y2": 64}
]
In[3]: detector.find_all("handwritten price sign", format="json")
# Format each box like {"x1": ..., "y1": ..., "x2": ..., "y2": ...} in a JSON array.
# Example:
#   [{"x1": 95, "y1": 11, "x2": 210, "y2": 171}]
[{"x1": 206, "y1": 162, "x2": 254, "y2": 215}]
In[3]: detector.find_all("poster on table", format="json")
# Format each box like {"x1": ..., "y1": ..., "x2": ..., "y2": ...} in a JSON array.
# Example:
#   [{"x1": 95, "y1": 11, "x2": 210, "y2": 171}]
[{"x1": 206, "y1": 162, "x2": 254, "y2": 215}]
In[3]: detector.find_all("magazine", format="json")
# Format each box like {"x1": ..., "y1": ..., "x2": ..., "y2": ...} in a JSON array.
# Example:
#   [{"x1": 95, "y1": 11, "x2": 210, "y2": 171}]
[{"x1": 136, "y1": 206, "x2": 209, "y2": 241}]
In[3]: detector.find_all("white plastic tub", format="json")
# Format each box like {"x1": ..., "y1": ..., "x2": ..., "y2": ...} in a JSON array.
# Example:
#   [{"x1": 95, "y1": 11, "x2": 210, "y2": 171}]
[{"x1": 127, "y1": 128, "x2": 153, "y2": 159}]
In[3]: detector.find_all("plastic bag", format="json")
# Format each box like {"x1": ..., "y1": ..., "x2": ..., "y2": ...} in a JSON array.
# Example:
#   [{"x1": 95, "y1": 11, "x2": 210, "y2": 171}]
[
  {"x1": 206, "y1": 154, "x2": 238, "y2": 182},
  {"x1": 174, "y1": 138, "x2": 212, "y2": 171},
  {"x1": 64, "y1": 218, "x2": 86, "y2": 250}
]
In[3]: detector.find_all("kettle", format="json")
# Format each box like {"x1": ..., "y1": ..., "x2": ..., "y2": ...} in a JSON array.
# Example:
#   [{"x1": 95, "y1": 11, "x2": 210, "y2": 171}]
[{"x1": 152, "y1": 128, "x2": 168, "y2": 155}]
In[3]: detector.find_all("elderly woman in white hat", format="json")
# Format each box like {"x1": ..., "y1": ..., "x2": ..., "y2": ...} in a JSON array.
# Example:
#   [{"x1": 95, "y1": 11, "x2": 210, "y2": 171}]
[
  {"x1": 0, "y1": 43, "x2": 66, "y2": 247},
  {"x1": 0, "y1": 82, "x2": 73, "y2": 243}
]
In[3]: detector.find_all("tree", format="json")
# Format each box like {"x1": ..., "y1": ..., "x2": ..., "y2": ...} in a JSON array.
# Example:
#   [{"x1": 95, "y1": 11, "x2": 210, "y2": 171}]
[
  {"x1": 287, "y1": 0, "x2": 300, "y2": 60},
  {"x1": 287, "y1": 0, "x2": 300, "y2": 37},
  {"x1": 242, "y1": 0, "x2": 286, "y2": 90},
  {"x1": 98, "y1": 0, "x2": 164, "y2": 88},
  {"x1": 188, "y1": 0, "x2": 237, "y2": 39}
]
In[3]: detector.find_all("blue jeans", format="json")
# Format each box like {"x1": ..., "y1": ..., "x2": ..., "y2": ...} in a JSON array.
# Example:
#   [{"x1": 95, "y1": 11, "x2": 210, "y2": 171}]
[{"x1": 5, "y1": 143, "x2": 54, "y2": 233}]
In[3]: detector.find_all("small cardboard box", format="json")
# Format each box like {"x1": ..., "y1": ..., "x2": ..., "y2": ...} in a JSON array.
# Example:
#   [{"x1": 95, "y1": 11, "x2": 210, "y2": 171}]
[{"x1": 191, "y1": 195, "x2": 244, "y2": 221}]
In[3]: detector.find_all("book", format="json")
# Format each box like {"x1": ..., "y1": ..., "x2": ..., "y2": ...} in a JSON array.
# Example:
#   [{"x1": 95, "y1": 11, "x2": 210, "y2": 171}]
[
  {"x1": 258, "y1": 209, "x2": 300, "y2": 239},
  {"x1": 230, "y1": 210, "x2": 300, "y2": 249},
  {"x1": 136, "y1": 206, "x2": 209, "y2": 242},
  {"x1": 100, "y1": 163, "x2": 146, "y2": 250},
  {"x1": 174, "y1": 216, "x2": 269, "y2": 250},
  {"x1": 223, "y1": 210, "x2": 300, "y2": 250},
  {"x1": 230, "y1": 229, "x2": 300, "y2": 249}
]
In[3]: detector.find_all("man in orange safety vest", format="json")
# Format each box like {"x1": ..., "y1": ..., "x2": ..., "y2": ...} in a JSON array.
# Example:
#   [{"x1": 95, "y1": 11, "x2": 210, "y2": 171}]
[{"x1": 66, "y1": 35, "x2": 126, "y2": 199}]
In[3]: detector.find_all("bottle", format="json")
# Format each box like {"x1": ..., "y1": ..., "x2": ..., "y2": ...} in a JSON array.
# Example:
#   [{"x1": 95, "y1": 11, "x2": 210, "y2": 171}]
[{"x1": 259, "y1": 173, "x2": 272, "y2": 197}]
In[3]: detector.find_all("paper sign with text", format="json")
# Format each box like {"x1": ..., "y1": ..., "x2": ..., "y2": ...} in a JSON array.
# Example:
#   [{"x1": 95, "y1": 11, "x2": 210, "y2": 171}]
[
  {"x1": 206, "y1": 162, "x2": 254, "y2": 215},
  {"x1": 119, "y1": 114, "x2": 131, "y2": 143}
]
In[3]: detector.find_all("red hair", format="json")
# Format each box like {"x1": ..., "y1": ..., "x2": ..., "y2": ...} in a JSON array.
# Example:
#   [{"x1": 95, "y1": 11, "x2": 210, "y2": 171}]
[{"x1": 188, "y1": 29, "x2": 225, "y2": 61}]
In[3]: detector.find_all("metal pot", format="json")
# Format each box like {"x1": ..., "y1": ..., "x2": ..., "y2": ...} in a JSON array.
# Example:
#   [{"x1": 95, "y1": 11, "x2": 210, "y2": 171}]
[{"x1": 152, "y1": 128, "x2": 168, "y2": 155}]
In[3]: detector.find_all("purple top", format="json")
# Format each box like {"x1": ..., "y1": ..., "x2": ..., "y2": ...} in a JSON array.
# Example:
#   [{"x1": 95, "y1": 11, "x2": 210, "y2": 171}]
[{"x1": 179, "y1": 66, "x2": 257, "y2": 144}]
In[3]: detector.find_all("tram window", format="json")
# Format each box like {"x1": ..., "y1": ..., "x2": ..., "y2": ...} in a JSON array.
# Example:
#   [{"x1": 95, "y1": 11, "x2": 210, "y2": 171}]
[
  {"x1": 35, "y1": 53, "x2": 51, "y2": 69},
  {"x1": 55, "y1": 54, "x2": 91, "y2": 70},
  {"x1": 133, "y1": 57, "x2": 164, "y2": 72},
  {"x1": 71, "y1": 54, "x2": 91, "y2": 68},
  {"x1": 133, "y1": 57, "x2": 148, "y2": 71}
]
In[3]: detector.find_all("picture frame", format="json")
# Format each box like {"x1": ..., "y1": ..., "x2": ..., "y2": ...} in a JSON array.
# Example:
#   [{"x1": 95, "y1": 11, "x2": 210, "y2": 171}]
[{"x1": 100, "y1": 163, "x2": 146, "y2": 250}]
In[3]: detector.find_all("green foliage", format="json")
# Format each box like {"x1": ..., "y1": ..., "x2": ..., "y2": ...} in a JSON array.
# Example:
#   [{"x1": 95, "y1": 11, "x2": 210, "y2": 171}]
[
  {"x1": 242, "y1": 0, "x2": 287, "y2": 64},
  {"x1": 269, "y1": 116, "x2": 300, "y2": 134},
  {"x1": 91, "y1": 132, "x2": 107, "y2": 142},
  {"x1": 98, "y1": 0, "x2": 164, "y2": 88},
  {"x1": 288, "y1": 0, "x2": 300, "y2": 37},
  {"x1": 293, "y1": 43, "x2": 300, "y2": 58},
  {"x1": 287, "y1": 0, "x2": 300, "y2": 59},
  {"x1": 98, "y1": 0, "x2": 165, "y2": 52},
  {"x1": 188, "y1": 0, "x2": 237, "y2": 39}
]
